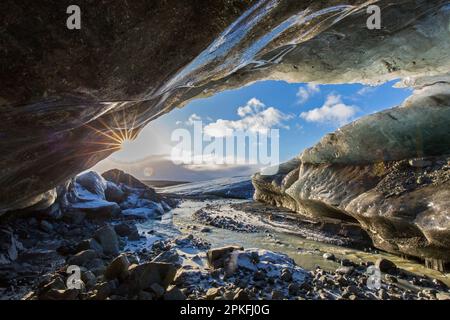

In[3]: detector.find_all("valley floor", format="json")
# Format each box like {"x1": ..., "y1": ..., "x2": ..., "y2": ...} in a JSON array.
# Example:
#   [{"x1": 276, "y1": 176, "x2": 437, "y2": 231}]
[{"x1": 1, "y1": 191, "x2": 449, "y2": 300}]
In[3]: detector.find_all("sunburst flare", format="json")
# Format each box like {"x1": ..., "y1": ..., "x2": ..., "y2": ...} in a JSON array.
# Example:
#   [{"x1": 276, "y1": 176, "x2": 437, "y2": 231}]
[{"x1": 84, "y1": 109, "x2": 140, "y2": 155}]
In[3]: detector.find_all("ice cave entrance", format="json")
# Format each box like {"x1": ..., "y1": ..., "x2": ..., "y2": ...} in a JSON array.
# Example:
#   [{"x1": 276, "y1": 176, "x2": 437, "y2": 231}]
[{"x1": 93, "y1": 80, "x2": 413, "y2": 183}]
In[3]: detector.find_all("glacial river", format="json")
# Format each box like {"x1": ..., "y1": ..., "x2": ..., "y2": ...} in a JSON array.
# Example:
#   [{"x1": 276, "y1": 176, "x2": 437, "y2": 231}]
[{"x1": 138, "y1": 198, "x2": 450, "y2": 287}]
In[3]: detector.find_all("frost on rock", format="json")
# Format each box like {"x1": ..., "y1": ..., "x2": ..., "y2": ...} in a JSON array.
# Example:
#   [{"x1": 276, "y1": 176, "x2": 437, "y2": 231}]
[
  {"x1": 122, "y1": 206, "x2": 163, "y2": 219},
  {"x1": 58, "y1": 170, "x2": 167, "y2": 221}
]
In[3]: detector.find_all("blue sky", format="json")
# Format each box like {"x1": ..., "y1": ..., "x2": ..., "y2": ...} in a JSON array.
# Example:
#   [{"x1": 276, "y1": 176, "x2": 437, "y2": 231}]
[{"x1": 95, "y1": 80, "x2": 412, "y2": 180}]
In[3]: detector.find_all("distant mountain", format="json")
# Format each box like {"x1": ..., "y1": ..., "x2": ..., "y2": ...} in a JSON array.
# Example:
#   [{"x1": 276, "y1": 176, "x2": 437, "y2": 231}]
[{"x1": 92, "y1": 154, "x2": 260, "y2": 182}]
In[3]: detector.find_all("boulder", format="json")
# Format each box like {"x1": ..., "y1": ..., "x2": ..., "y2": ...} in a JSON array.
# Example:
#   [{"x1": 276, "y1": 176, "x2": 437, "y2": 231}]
[
  {"x1": 206, "y1": 245, "x2": 243, "y2": 269},
  {"x1": 236, "y1": 252, "x2": 258, "y2": 272},
  {"x1": 122, "y1": 206, "x2": 163, "y2": 219},
  {"x1": 68, "y1": 250, "x2": 98, "y2": 266},
  {"x1": 81, "y1": 270, "x2": 97, "y2": 289},
  {"x1": 375, "y1": 258, "x2": 397, "y2": 274},
  {"x1": 102, "y1": 170, "x2": 159, "y2": 202},
  {"x1": 120, "y1": 195, "x2": 165, "y2": 213},
  {"x1": 164, "y1": 286, "x2": 186, "y2": 300},
  {"x1": 104, "y1": 181, "x2": 125, "y2": 203},
  {"x1": 114, "y1": 222, "x2": 140, "y2": 241},
  {"x1": 127, "y1": 262, "x2": 178, "y2": 292},
  {"x1": 72, "y1": 201, "x2": 121, "y2": 220},
  {"x1": 75, "y1": 171, "x2": 107, "y2": 198},
  {"x1": 62, "y1": 210, "x2": 86, "y2": 224},
  {"x1": 39, "y1": 289, "x2": 80, "y2": 300},
  {"x1": 85, "y1": 258, "x2": 107, "y2": 276},
  {"x1": 61, "y1": 175, "x2": 121, "y2": 220},
  {"x1": 205, "y1": 287, "x2": 222, "y2": 300},
  {"x1": 40, "y1": 277, "x2": 66, "y2": 292},
  {"x1": 0, "y1": 229, "x2": 21, "y2": 264},
  {"x1": 104, "y1": 254, "x2": 130, "y2": 281},
  {"x1": 102, "y1": 169, "x2": 150, "y2": 190},
  {"x1": 93, "y1": 225, "x2": 119, "y2": 256},
  {"x1": 92, "y1": 281, "x2": 117, "y2": 300},
  {"x1": 152, "y1": 250, "x2": 181, "y2": 266},
  {"x1": 76, "y1": 238, "x2": 104, "y2": 255}
]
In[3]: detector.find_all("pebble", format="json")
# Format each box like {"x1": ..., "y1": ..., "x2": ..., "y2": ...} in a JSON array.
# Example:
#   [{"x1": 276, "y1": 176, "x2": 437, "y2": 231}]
[
  {"x1": 205, "y1": 287, "x2": 222, "y2": 300},
  {"x1": 409, "y1": 159, "x2": 432, "y2": 168},
  {"x1": 271, "y1": 290, "x2": 284, "y2": 300},
  {"x1": 336, "y1": 266, "x2": 354, "y2": 275},
  {"x1": 384, "y1": 274, "x2": 398, "y2": 283},
  {"x1": 378, "y1": 289, "x2": 389, "y2": 299},
  {"x1": 436, "y1": 292, "x2": 450, "y2": 300},
  {"x1": 323, "y1": 253, "x2": 335, "y2": 261},
  {"x1": 40, "y1": 220, "x2": 53, "y2": 233},
  {"x1": 340, "y1": 259, "x2": 353, "y2": 267},
  {"x1": 234, "y1": 288, "x2": 250, "y2": 300},
  {"x1": 280, "y1": 269, "x2": 293, "y2": 282},
  {"x1": 375, "y1": 258, "x2": 397, "y2": 274}
]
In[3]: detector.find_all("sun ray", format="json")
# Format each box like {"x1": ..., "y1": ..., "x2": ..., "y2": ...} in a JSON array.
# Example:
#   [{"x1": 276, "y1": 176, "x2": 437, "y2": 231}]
[
  {"x1": 97, "y1": 117, "x2": 124, "y2": 143},
  {"x1": 123, "y1": 108, "x2": 130, "y2": 141},
  {"x1": 84, "y1": 123, "x2": 123, "y2": 144},
  {"x1": 111, "y1": 112, "x2": 127, "y2": 142},
  {"x1": 84, "y1": 141, "x2": 122, "y2": 147},
  {"x1": 40, "y1": 108, "x2": 144, "y2": 174},
  {"x1": 130, "y1": 110, "x2": 139, "y2": 140},
  {"x1": 78, "y1": 107, "x2": 143, "y2": 168}
]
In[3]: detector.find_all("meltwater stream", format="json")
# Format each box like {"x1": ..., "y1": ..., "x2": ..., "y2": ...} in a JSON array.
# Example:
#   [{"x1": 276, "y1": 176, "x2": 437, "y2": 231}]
[{"x1": 136, "y1": 198, "x2": 450, "y2": 287}]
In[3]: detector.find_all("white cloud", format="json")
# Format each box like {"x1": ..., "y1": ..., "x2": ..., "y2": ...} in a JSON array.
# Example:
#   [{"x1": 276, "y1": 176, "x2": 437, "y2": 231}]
[
  {"x1": 296, "y1": 83, "x2": 320, "y2": 104},
  {"x1": 300, "y1": 94, "x2": 357, "y2": 125},
  {"x1": 204, "y1": 98, "x2": 292, "y2": 137},
  {"x1": 186, "y1": 113, "x2": 202, "y2": 126},
  {"x1": 237, "y1": 98, "x2": 265, "y2": 117}
]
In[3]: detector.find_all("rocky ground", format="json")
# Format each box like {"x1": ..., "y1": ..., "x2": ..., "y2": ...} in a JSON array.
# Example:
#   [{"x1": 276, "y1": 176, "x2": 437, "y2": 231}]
[
  {"x1": 228, "y1": 201, "x2": 372, "y2": 249},
  {"x1": 1, "y1": 170, "x2": 450, "y2": 300},
  {"x1": 193, "y1": 204, "x2": 259, "y2": 233}
]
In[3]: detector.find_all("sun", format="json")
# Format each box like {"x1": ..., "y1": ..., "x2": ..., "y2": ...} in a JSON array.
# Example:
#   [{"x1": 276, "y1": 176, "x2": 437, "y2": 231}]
[
  {"x1": 119, "y1": 139, "x2": 134, "y2": 152},
  {"x1": 82, "y1": 110, "x2": 140, "y2": 159}
]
